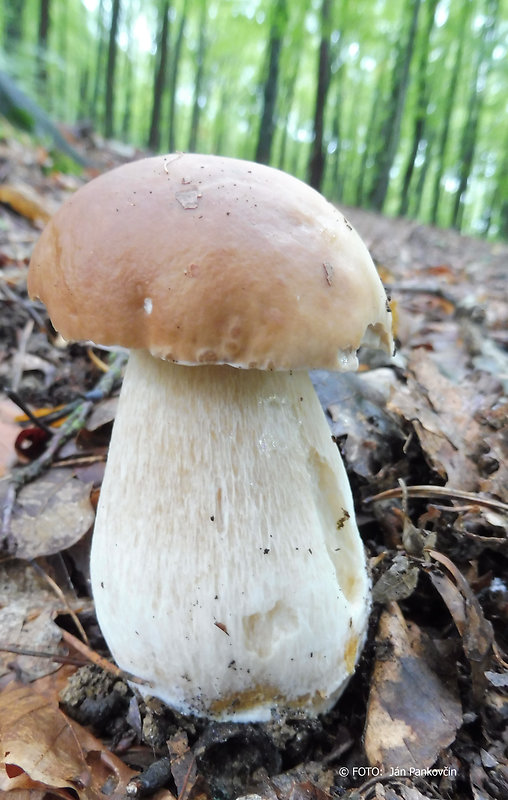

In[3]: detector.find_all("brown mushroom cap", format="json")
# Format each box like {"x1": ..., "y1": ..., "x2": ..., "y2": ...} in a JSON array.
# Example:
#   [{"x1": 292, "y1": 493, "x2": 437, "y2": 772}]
[{"x1": 28, "y1": 153, "x2": 392, "y2": 370}]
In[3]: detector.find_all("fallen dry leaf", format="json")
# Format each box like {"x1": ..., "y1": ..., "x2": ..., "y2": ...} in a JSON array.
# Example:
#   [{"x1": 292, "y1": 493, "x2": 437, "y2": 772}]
[
  {"x1": 0, "y1": 561, "x2": 69, "y2": 682},
  {"x1": 0, "y1": 685, "x2": 93, "y2": 794},
  {"x1": 313, "y1": 368, "x2": 403, "y2": 482},
  {"x1": 168, "y1": 731, "x2": 198, "y2": 799},
  {"x1": 0, "y1": 683, "x2": 138, "y2": 799},
  {"x1": 388, "y1": 348, "x2": 508, "y2": 498},
  {"x1": 364, "y1": 602, "x2": 462, "y2": 771},
  {"x1": 427, "y1": 549, "x2": 494, "y2": 702},
  {"x1": 7, "y1": 468, "x2": 94, "y2": 560},
  {"x1": 372, "y1": 553, "x2": 419, "y2": 604}
]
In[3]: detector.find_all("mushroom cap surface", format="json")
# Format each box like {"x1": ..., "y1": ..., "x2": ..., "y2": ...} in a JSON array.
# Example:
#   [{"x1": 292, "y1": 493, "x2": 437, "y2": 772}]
[{"x1": 28, "y1": 153, "x2": 392, "y2": 370}]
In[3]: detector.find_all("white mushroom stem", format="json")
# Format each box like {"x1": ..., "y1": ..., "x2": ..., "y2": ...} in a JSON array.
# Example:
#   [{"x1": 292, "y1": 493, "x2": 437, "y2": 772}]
[{"x1": 90, "y1": 350, "x2": 371, "y2": 721}]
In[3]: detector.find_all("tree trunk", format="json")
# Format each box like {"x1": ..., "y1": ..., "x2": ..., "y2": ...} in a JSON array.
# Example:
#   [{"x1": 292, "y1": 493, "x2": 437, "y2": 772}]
[
  {"x1": 255, "y1": 0, "x2": 287, "y2": 165},
  {"x1": 188, "y1": 0, "x2": 208, "y2": 152},
  {"x1": 355, "y1": 77, "x2": 384, "y2": 206},
  {"x1": 168, "y1": 0, "x2": 188, "y2": 152},
  {"x1": 307, "y1": 0, "x2": 332, "y2": 190},
  {"x1": 327, "y1": 77, "x2": 343, "y2": 199},
  {"x1": 37, "y1": 0, "x2": 51, "y2": 89},
  {"x1": 104, "y1": 0, "x2": 121, "y2": 139},
  {"x1": 213, "y1": 86, "x2": 231, "y2": 155},
  {"x1": 149, "y1": 0, "x2": 171, "y2": 151},
  {"x1": 411, "y1": 130, "x2": 434, "y2": 218},
  {"x1": 429, "y1": 1, "x2": 471, "y2": 225},
  {"x1": 450, "y1": 0, "x2": 499, "y2": 230},
  {"x1": 398, "y1": 0, "x2": 438, "y2": 217},
  {"x1": 276, "y1": 66, "x2": 297, "y2": 171},
  {"x1": 483, "y1": 130, "x2": 508, "y2": 237},
  {"x1": 90, "y1": 0, "x2": 106, "y2": 124},
  {"x1": 55, "y1": 0, "x2": 69, "y2": 118},
  {"x1": 368, "y1": 0, "x2": 422, "y2": 210},
  {"x1": 4, "y1": 0, "x2": 24, "y2": 53},
  {"x1": 121, "y1": 31, "x2": 135, "y2": 140}
]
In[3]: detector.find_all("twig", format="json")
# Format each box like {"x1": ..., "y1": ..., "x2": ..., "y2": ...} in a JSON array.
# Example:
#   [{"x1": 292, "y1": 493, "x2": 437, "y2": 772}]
[
  {"x1": 1, "y1": 350, "x2": 127, "y2": 552},
  {"x1": 59, "y1": 628, "x2": 151, "y2": 686},
  {"x1": 52, "y1": 453, "x2": 107, "y2": 469},
  {"x1": 364, "y1": 485, "x2": 508, "y2": 514},
  {"x1": 7, "y1": 388, "x2": 54, "y2": 434},
  {"x1": 29, "y1": 559, "x2": 90, "y2": 645},
  {"x1": 87, "y1": 346, "x2": 110, "y2": 373},
  {"x1": 0, "y1": 279, "x2": 46, "y2": 328},
  {"x1": 11, "y1": 318, "x2": 34, "y2": 392},
  {"x1": 125, "y1": 758, "x2": 174, "y2": 798},
  {"x1": 0, "y1": 644, "x2": 88, "y2": 667}
]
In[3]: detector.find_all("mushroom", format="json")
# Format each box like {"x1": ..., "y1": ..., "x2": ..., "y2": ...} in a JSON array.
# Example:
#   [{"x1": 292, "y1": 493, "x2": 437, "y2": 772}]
[{"x1": 28, "y1": 153, "x2": 393, "y2": 721}]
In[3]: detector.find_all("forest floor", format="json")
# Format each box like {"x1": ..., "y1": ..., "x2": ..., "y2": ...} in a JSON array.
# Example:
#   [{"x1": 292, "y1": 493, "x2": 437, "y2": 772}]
[{"x1": 0, "y1": 126, "x2": 507, "y2": 800}]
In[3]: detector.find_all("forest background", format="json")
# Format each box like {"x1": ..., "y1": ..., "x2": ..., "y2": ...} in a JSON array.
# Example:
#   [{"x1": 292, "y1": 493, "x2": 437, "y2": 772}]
[{"x1": 0, "y1": 0, "x2": 507, "y2": 240}]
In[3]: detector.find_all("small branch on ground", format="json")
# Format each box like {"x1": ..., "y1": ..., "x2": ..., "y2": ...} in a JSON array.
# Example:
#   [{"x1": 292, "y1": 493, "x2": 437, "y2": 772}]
[
  {"x1": 0, "y1": 644, "x2": 89, "y2": 667},
  {"x1": 59, "y1": 627, "x2": 151, "y2": 686},
  {"x1": 364, "y1": 484, "x2": 508, "y2": 514}
]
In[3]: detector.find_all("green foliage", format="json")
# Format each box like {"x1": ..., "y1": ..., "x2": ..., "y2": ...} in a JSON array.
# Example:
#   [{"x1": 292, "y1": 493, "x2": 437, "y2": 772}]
[{"x1": 0, "y1": 0, "x2": 506, "y2": 237}]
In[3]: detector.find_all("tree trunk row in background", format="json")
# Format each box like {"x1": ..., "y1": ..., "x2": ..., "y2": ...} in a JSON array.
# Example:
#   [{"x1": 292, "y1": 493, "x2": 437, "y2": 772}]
[{"x1": 0, "y1": 0, "x2": 505, "y2": 239}]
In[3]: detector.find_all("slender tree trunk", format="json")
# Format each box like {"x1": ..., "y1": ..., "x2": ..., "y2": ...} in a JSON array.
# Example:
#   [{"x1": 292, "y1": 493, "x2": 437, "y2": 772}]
[
  {"x1": 368, "y1": 0, "x2": 422, "y2": 210},
  {"x1": 498, "y1": 196, "x2": 508, "y2": 240},
  {"x1": 90, "y1": 0, "x2": 106, "y2": 124},
  {"x1": 121, "y1": 44, "x2": 135, "y2": 140},
  {"x1": 168, "y1": 0, "x2": 188, "y2": 152},
  {"x1": 307, "y1": 0, "x2": 332, "y2": 190},
  {"x1": 149, "y1": 0, "x2": 171, "y2": 151},
  {"x1": 355, "y1": 77, "x2": 384, "y2": 206},
  {"x1": 55, "y1": 0, "x2": 69, "y2": 118},
  {"x1": 37, "y1": 0, "x2": 51, "y2": 89},
  {"x1": 118, "y1": 0, "x2": 136, "y2": 140},
  {"x1": 429, "y1": 0, "x2": 470, "y2": 225},
  {"x1": 398, "y1": 0, "x2": 438, "y2": 217},
  {"x1": 411, "y1": 130, "x2": 434, "y2": 218},
  {"x1": 104, "y1": 0, "x2": 121, "y2": 139},
  {"x1": 78, "y1": 68, "x2": 90, "y2": 120},
  {"x1": 213, "y1": 85, "x2": 231, "y2": 154},
  {"x1": 4, "y1": 0, "x2": 24, "y2": 52},
  {"x1": 255, "y1": 0, "x2": 287, "y2": 165},
  {"x1": 188, "y1": 0, "x2": 208, "y2": 152},
  {"x1": 327, "y1": 32, "x2": 350, "y2": 199},
  {"x1": 276, "y1": 66, "x2": 298, "y2": 171},
  {"x1": 483, "y1": 130, "x2": 508, "y2": 237},
  {"x1": 451, "y1": 0, "x2": 499, "y2": 230}
]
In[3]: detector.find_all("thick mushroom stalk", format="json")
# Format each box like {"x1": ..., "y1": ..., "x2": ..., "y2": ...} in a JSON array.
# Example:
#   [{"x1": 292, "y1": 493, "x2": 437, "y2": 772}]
[{"x1": 90, "y1": 350, "x2": 370, "y2": 721}]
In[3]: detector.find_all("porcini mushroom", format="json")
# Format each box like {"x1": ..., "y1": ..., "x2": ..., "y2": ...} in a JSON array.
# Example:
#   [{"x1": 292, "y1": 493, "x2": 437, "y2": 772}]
[{"x1": 28, "y1": 153, "x2": 393, "y2": 721}]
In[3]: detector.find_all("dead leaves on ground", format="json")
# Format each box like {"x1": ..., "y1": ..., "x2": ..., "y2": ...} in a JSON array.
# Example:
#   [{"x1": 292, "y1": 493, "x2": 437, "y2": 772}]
[
  {"x1": 4, "y1": 469, "x2": 94, "y2": 560},
  {"x1": 388, "y1": 348, "x2": 508, "y2": 498},
  {"x1": 0, "y1": 681, "x2": 140, "y2": 800},
  {"x1": 364, "y1": 602, "x2": 462, "y2": 772},
  {"x1": 0, "y1": 561, "x2": 79, "y2": 683}
]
